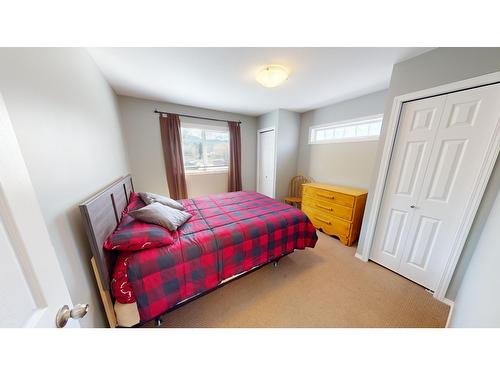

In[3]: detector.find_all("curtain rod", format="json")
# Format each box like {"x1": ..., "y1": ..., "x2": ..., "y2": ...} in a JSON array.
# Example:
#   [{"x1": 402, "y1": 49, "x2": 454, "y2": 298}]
[{"x1": 154, "y1": 110, "x2": 241, "y2": 124}]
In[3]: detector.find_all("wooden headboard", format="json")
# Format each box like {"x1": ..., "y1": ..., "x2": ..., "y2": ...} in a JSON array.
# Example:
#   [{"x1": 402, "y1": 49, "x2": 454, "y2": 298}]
[{"x1": 79, "y1": 175, "x2": 134, "y2": 291}]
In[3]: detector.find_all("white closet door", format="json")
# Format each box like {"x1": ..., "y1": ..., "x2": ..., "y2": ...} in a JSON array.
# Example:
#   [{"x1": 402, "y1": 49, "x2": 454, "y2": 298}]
[
  {"x1": 257, "y1": 129, "x2": 276, "y2": 198},
  {"x1": 370, "y1": 96, "x2": 446, "y2": 270},
  {"x1": 371, "y1": 83, "x2": 500, "y2": 291},
  {"x1": 399, "y1": 84, "x2": 500, "y2": 290}
]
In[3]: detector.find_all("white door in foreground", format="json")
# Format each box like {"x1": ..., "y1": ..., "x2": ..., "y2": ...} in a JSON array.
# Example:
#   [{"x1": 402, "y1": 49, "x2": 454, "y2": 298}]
[
  {"x1": 257, "y1": 128, "x2": 276, "y2": 198},
  {"x1": 0, "y1": 92, "x2": 81, "y2": 327},
  {"x1": 371, "y1": 83, "x2": 500, "y2": 291}
]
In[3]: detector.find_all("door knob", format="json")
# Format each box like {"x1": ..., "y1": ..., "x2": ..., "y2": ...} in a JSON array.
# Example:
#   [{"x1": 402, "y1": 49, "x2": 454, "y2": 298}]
[
  {"x1": 56, "y1": 303, "x2": 89, "y2": 328},
  {"x1": 410, "y1": 205, "x2": 417, "y2": 208}
]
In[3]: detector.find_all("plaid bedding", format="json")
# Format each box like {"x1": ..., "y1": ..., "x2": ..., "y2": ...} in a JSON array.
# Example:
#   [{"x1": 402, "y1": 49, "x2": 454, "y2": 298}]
[{"x1": 115, "y1": 191, "x2": 318, "y2": 322}]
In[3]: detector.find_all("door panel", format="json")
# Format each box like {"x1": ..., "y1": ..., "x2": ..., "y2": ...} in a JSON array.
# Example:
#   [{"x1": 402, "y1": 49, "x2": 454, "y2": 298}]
[
  {"x1": 395, "y1": 141, "x2": 426, "y2": 196},
  {"x1": 411, "y1": 107, "x2": 439, "y2": 131},
  {"x1": 381, "y1": 209, "x2": 408, "y2": 257},
  {"x1": 257, "y1": 129, "x2": 276, "y2": 198},
  {"x1": 405, "y1": 215, "x2": 441, "y2": 269},
  {"x1": 372, "y1": 83, "x2": 500, "y2": 291},
  {"x1": 398, "y1": 84, "x2": 500, "y2": 290},
  {"x1": 446, "y1": 100, "x2": 481, "y2": 128},
  {"x1": 0, "y1": 92, "x2": 77, "y2": 327},
  {"x1": 425, "y1": 139, "x2": 467, "y2": 202},
  {"x1": 370, "y1": 95, "x2": 446, "y2": 270}
]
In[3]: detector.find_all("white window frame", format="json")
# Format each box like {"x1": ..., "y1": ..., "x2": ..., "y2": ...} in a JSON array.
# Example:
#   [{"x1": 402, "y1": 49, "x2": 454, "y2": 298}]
[
  {"x1": 308, "y1": 114, "x2": 383, "y2": 145},
  {"x1": 181, "y1": 122, "x2": 230, "y2": 175}
]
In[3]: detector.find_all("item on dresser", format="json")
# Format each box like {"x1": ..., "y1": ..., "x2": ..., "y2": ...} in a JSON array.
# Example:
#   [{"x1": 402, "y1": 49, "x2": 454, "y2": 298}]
[{"x1": 301, "y1": 183, "x2": 367, "y2": 246}]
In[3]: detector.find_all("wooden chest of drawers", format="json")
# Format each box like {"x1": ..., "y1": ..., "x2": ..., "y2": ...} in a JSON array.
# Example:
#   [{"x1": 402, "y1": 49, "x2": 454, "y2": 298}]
[{"x1": 301, "y1": 183, "x2": 368, "y2": 246}]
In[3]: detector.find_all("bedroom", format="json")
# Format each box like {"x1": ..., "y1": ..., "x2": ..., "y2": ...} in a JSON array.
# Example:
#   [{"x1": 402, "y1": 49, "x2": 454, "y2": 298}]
[{"x1": 1, "y1": 1, "x2": 499, "y2": 372}]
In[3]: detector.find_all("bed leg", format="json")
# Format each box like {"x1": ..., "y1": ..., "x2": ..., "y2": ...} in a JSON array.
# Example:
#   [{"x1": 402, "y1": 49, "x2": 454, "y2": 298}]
[
  {"x1": 273, "y1": 260, "x2": 278, "y2": 267},
  {"x1": 155, "y1": 316, "x2": 163, "y2": 327}
]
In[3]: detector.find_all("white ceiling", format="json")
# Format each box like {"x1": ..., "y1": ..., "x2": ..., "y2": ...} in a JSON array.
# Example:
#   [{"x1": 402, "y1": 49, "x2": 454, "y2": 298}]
[{"x1": 88, "y1": 47, "x2": 432, "y2": 116}]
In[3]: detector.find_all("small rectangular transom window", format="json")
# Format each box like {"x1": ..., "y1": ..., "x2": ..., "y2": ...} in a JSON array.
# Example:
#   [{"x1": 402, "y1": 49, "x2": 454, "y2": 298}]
[{"x1": 309, "y1": 114, "x2": 383, "y2": 144}]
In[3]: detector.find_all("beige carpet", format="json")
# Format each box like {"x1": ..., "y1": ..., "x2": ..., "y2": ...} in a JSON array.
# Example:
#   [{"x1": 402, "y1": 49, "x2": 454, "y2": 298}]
[{"x1": 146, "y1": 231, "x2": 450, "y2": 328}]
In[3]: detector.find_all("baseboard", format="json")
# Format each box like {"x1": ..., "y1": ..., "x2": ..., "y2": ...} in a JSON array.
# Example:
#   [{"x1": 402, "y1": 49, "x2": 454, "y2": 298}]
[
  {"x1": 442, "y1": 297, "x2": 454, "y2": 306},
  {"x1": 354, "y1": 252, "x2": 368, "y2": 262},
  {"x1": 443, "y1": 298, "x2": 455, "y2": 328}
]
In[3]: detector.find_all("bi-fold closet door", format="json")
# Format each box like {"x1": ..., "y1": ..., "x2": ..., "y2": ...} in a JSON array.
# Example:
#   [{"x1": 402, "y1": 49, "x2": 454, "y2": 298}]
[{"x1": 370, "y1": 83, "x2": 500, "y2": 291}]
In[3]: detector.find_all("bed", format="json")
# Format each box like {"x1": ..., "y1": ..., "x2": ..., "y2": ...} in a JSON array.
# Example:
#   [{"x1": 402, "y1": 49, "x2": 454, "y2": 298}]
[{"x1": 80, "y1": 175, "x2": 318, "y2": 327}]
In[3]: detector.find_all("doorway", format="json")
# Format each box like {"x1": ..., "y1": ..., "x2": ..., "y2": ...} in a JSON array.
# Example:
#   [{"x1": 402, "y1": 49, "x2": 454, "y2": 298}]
[{"x1": 257, "y1": 128, "x2": 276, "y2": 198}]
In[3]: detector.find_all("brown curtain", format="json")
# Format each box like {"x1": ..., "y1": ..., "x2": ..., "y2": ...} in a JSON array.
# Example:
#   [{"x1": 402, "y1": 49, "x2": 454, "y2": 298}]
[
  {"x1": 159, "y1": 114, "x2": 188, "y2": 199},
  {"x1": 228, "y1": 121, "x2": 242, "y2": 192}
]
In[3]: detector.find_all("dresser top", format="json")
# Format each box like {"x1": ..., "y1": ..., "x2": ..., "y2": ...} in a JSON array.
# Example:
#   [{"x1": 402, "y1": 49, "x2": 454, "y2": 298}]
[{"x1": 303, "y1": 182, "x2": 368, "y2": 197}]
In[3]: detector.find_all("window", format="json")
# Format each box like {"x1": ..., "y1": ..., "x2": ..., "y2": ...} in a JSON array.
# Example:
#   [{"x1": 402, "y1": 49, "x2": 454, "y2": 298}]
[
  {"x1": 309, "y1": 114, "x2": 383, "y2": 144},
  {"x1": 181, "y1": 124, "x2": 229, "y2": 174}
]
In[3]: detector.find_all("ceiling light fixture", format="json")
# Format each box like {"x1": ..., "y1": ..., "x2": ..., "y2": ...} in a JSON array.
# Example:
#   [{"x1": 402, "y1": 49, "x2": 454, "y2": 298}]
[{"x1": 256, "y1": 65, "x2": 289, "y2": 88}]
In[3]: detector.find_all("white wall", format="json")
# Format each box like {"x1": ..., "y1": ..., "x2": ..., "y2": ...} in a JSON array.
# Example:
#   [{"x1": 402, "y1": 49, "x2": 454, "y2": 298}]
[
  {"x1": 450, "y1": 186, "x2": 500, "y2": 327},
  {"x1": 356, "y1": 48, "x2": 500, "y2": 301},
  {"x1": 186, "y1": 172, "x2": 229, "y2": 198},
  {"x1": 0, "y1": 48, "x2": 130, "y2": 327},
  {"x1": 117, "y1": 95, "x2": 258, "y2": 197},
  {"x1": 297, "y1": 90, "x2": 387, "y2": 190},
  {"x1": 257, "y1": 110, "x2": 278, "y2": 132}
]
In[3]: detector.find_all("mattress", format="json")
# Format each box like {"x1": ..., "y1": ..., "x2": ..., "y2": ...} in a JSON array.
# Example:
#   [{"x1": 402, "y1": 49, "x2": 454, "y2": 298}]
[{"x1": 112, "y1": 191, "x2": 318, "y2": 325}]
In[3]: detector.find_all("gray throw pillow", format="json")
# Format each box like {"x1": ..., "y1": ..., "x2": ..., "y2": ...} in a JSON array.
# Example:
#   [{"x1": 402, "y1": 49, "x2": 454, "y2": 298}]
[
  {"x1": 129, "y1": 202, "x2": 192, "y2": 231},
  {"x1": 139, "y1": 192, "x2": 185, "y2": 211}
]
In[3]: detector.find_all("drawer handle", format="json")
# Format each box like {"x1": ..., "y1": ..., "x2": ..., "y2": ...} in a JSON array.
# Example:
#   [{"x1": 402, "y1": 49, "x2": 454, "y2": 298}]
[
  {"x1": 316, "y1": 203, "x2": 333, "y2": 211},
  {"x1": 315, "y1": 216, "x2": 331, "y2": 225},
  {"x1": 317, "y1": 193, "x2": 334, "y2": 199}
]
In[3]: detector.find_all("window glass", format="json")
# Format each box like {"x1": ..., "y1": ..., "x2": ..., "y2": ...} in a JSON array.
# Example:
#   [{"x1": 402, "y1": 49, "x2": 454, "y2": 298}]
[
  {"x1": 205, "y1": 129, "x2": 229, "y2": 168},
  {"x1": 181, "y1": 125, "x2": 229, "y2": 172},
  {"x1": 309, "y1": 115, "x2": 383, "y2": 144}
]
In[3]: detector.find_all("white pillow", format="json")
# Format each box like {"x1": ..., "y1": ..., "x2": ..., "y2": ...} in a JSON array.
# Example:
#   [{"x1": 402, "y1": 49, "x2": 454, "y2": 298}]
[
  {"x1": 129, "y1": 202, "x2": 192, "y2": 231},
  {"x1": 139, "y1": 192, "x2": 185, "y2": 211}
]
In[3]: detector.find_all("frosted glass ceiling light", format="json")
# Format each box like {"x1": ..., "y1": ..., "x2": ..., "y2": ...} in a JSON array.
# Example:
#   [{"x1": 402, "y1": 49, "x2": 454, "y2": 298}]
[{"x1": 256, "y1": 65, "x2": 289, "y2": 88}]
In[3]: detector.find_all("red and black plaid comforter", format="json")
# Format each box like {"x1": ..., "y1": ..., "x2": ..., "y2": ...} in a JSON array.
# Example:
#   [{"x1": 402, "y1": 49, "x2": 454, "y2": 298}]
[{"x1": 119, "y1": 191, "x2": 318, "y2": 322}]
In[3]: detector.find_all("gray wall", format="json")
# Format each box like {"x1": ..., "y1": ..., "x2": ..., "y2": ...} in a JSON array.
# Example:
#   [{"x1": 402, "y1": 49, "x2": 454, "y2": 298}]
[
  {"x1": 257, "y1": 109, "x2": 301, "y2": 200},
  {"x1": 276, "y1": 109, "x2": 301, "y2": 199},
  {"x1": 356, "y1": 48, "x2": 500, "y2": 301},
  {"x1": 450, "y1": 185, "x2": 500, "y2": 327},
  {"x1": 0, "y1": 48, "x2": 130, "y2": 327},
  {"x1": 117, "y1": 95, "x2": 258, "y2": 197},
  {"x1": 297, "y1": 90, "x2": 387, "y2": 189},
  {"x1": 257, "y1": 110, "x2": 278, "y2": 131}
]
